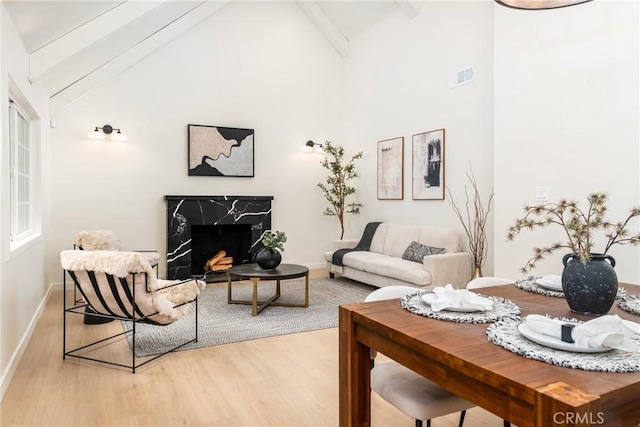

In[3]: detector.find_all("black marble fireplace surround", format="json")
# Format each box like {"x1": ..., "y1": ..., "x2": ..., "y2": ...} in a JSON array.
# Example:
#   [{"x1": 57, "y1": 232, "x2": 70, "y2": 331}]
[{"x1": 164, "y1": 195, "x2": 273, "y2": 280}]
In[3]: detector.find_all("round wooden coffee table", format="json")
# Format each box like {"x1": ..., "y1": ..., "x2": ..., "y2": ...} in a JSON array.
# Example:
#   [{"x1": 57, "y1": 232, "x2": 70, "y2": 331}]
[{"x1": 226, "y1": 263, "x2": 309, "y2": 316}]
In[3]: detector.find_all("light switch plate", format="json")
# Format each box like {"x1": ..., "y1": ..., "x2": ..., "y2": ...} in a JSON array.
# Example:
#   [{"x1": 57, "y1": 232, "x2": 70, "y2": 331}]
[{"x1": 535, "y1": 187, "x2": 549, "y2": 202}]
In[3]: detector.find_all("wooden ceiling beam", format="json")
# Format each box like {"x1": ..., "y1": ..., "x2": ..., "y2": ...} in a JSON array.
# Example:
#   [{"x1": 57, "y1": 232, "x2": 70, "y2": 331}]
[
  {"x1": 50, "y1": 1, "x2": 230, "y2": 114},
  {"x1": 395, "y1": 1, "x2": 421, "y2": 19},
  {"x1": 29, "y1": 1, "x2": 170, "y2": 83},
  {"x1": 296, "y1": 1, "x2": 349, "y2": 58}
]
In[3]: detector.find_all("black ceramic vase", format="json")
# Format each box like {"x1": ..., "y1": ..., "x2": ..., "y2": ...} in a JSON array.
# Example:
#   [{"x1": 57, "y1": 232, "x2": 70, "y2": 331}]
[
  {"x1": 561, "y1": 253, "x2": 618, "y2": 316},
  {"x1": 256, "y1": 248, "x2": 282, "y2": 270}
]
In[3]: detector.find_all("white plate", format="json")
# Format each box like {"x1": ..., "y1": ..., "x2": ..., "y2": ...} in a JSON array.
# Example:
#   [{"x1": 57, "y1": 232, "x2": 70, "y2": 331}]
[
  {"x1": 420, "y1": 294, "x2": 487, "y2": 313},
  {"x1": 535, "y1": 276, "x2": 563, "y2": 292},
  {"x1": 517, "y1": 322, "x2": 613, "y2": 353}
]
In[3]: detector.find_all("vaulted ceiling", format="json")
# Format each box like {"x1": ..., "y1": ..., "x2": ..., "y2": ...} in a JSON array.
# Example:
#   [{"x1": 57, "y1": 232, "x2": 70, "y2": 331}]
[{"x1": 3, "y1": 0, "x2": 423, "y2": 114}]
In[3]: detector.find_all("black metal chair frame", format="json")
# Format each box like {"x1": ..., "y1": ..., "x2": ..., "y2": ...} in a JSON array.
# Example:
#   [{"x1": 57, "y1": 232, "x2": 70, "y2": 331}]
[
  {"x1": 70, "y1": 244, "x2": 159, "y2": 304},
  {"x1": 63, "y1": 269, "x2": 198, "y2": 373}
]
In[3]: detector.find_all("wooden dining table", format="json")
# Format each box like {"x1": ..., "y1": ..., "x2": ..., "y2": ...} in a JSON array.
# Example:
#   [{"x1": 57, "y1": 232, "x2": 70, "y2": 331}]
[{"x1": 338, "y1": 283, "x2": 640, "y2": 427}]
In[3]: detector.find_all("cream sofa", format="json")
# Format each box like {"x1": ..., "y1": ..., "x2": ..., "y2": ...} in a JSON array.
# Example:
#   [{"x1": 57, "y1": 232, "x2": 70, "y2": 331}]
[{"x1": 324, "y1": 223, "x2": 473, "y2": 289}]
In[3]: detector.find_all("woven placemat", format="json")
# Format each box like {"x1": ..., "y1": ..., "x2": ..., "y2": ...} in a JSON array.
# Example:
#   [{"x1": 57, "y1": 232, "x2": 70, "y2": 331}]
[
  {"x1": 515, "y1": 277, "x2": 628, "y2": 299},
  {"x1": 486, "y1": 316, "x2": 640, "y2": 372},
  {"x1": 618, "y1": 295, "x2": 640, "y2": 316},
  {"x1": 515, "y1": 277, "x2": 565, "y2": 298},
  {"x1": 401, "y1": 290, "x2": 520, "y2": 324}
]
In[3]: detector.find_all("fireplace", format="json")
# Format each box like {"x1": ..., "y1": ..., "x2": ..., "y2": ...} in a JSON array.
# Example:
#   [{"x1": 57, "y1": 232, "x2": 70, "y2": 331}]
[
  {"x1": 191, "y1": 224, "x2": 252, "y2": 276},
  {"x1": 164, "y1": 195, "x2": 273, "y2": 280}
]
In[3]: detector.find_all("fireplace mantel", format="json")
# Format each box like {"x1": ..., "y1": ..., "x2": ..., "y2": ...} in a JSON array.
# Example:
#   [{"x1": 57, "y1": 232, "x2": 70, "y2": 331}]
[
  {"x1": 164, "y1": 195, "x2": 274, "y2": 202},
  {"x1": 164, "y1": 195, "x2": 273, "y2": 279}
]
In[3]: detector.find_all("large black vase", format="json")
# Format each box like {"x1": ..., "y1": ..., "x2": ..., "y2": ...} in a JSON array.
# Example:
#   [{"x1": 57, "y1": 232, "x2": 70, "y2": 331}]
[
  {"x1": 561, "y1": 253, "x2": 618, "y2": 316},
  {"x1": 256, "y1": 248, "x2": 282, "y2": 270}
]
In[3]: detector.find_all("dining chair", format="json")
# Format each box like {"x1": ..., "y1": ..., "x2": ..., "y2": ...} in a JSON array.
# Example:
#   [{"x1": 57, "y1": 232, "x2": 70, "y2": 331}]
[
  {"x1": 466, "y1": 277, "x2": 513, "y2": 427},
  {"x1": 366, "y1": 286, "x2": 474, "y2": 427}
]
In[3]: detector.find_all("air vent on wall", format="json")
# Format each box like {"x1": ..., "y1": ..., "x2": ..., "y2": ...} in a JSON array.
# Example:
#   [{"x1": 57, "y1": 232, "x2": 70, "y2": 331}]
[{"x1": 448, "y1": 66, "x2": 475, "y2": 89}]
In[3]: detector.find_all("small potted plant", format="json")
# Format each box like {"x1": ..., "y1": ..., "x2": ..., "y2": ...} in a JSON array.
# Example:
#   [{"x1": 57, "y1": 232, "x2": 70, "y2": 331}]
[
  {"x1": 507, "y1": 192, "x2": 640, "y2": 315},
  {"x1": 256, "y1": 230, "x2": 287, "y2": 270}
]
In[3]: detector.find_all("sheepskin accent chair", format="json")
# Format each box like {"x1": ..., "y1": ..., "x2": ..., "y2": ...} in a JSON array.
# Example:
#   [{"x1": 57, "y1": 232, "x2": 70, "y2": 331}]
[
  {"x1": 74, "y1": 229, "x2": 160, "y2": 266},
  {"x1": 75, "y1": 230, "x2": 123, "y2": 250},
  {"x1": 61, "y1": 249, "x2": 205, "y2": 372},
  {"x1": 72, "y1": 230, "x2": 160, "y2": 325}
]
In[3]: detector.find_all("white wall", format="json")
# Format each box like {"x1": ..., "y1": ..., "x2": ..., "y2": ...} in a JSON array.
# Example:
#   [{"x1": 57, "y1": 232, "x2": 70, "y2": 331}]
[
  {"x1": 49, "y1": 1, "x2": 345, "y2": 281},
  {"x1": 343, "y1": 2, "x2": 495, "y2": 272},
  {"x1": 0, "y1": 4, "x2": 52, "y2": 398},
  {"x1": 493, "y1": 1, "x2": 640, "y2": 282}
]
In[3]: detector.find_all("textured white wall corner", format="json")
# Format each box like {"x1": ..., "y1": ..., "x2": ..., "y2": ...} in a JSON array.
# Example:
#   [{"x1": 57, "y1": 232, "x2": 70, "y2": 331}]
[{"x1": 493, "y1": 1, "x2": 640, "y2": 282}]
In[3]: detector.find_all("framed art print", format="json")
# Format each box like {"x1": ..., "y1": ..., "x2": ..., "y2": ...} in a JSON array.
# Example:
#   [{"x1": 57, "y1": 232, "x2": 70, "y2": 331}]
[
  {"x1": 188, "y1": 124, "x2": 254, "y2": 177},
  {"x1": 412, "y1": 128, "x2": 445, "y2": 200},
  {"x1": 377, "y1": 137, "x2": 404, "y2": 200}
]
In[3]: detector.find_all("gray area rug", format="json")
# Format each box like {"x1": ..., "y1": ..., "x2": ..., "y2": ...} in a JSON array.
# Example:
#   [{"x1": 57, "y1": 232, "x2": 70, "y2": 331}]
[{"x1": 123, "y1": 277, "x2": 374, "y2": 356}]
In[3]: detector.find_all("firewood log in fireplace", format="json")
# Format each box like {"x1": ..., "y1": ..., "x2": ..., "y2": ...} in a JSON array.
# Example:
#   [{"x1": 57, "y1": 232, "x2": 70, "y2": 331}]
[{"x1": 204, "y1": 250, "x2": 233, "y2": 272}]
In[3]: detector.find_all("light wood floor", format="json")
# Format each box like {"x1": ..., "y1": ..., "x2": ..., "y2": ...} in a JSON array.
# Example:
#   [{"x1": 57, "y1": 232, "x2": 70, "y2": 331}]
[{"x1": 1, "y1": 271, "x2": 507, "y2": 426}]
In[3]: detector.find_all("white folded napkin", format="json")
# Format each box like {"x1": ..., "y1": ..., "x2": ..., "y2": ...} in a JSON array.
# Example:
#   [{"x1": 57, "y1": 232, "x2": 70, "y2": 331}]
[
  {"x1": 533, "y1": 275, "x2": 563, "y2": 292},
  {"x1": 537, "y1": 275, "x2": 562, "y2": 289},
  {"x1": 424, "y1": 284, "x2": 494, "y2": 312},
  {"x1": 524, "y1": 314, "x2": 640, "y2": 351}
]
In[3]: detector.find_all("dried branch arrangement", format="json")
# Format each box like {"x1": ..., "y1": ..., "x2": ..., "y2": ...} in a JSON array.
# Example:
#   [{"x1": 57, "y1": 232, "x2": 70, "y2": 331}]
[
  {"x1": 506, "y1": 192, "x2": 640, "y2": 272},
  {"x1": 447, "y1": 168, "x2": 494, "y2": 272}
]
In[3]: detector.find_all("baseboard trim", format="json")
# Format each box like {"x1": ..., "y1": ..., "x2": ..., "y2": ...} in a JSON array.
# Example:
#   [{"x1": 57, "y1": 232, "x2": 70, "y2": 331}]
[
  {"x1": 1, "y1": 283, "x2": 55, "y2": 402},
  {"x1": 49, "y1": 282, "x2": 63, "y2": 292},
  {"x1": 306, "y1": 262, "x2": 327, "y2": 270}
]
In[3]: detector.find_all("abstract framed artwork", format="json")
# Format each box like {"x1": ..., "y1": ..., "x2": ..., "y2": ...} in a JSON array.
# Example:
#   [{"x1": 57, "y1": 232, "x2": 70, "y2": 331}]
[
  {"x1": 188, "y1": 124, "x2": 254, "y2": 177},
  {"x1": 412, "y1": 128, "x2": 445, "y2": 200},
  {"x1": 377, "y1": 137, "x2": 404, "y2": 200}
]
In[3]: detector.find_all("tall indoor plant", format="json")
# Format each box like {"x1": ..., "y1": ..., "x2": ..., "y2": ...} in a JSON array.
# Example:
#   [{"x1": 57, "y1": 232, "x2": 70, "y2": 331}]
[
  {"x1": 317, "y1": 141, "x2": 363, "y2": 239},
  {"x1": 446, "y1": 167, "x2": 494, "y2": 279},
  {"x1": 507, "y1": 192, "x2": 640, "y2": 315}
]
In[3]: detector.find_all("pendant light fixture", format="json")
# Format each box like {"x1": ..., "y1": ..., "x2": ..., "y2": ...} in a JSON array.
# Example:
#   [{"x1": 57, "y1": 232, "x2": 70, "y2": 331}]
[{"x1": 495, "y1": 0, "x2": 592, "y2": 10}]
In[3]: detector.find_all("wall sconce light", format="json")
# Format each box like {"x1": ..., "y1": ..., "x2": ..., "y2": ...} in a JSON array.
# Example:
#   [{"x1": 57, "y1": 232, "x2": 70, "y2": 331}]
[
  {"x1": 301, "y1": 140, "x2": 323, "y2": 153},
  {"x1": 88, "y1": 124, "x2": 127, "y2": 141},
  {"x1": 494, "y1": 0, "x2": 592, "y2": 10}
]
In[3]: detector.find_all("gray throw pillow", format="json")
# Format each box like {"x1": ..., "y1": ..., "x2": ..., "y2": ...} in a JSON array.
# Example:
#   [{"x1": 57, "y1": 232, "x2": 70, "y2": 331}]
[{"x1": 402, "y1": 241, "x2": 445, "y2": 263}]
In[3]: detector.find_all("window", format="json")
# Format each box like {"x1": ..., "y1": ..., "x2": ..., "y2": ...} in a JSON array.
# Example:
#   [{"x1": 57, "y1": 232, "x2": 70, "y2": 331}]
[{"x1": 9, "y1": 99, "x2": 33, "y2": 243}]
